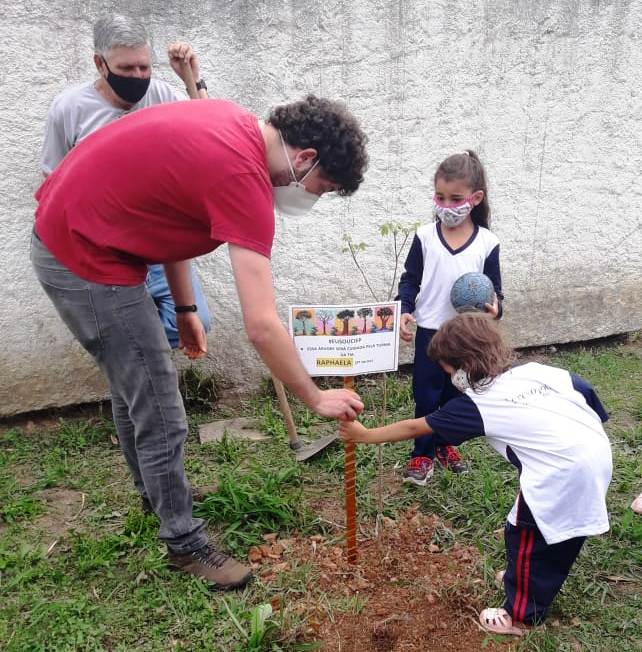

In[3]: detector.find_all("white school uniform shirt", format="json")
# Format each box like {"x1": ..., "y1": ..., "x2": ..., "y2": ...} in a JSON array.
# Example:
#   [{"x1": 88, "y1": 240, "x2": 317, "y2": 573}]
[
  {"x1": 426, "y1": 362, "x2": 612, "y2": 545},
  {"x1": 40, "y1": 79, "x2": 185, "y2": 175},
  {"x1": 398, "y1": 222, "x2": 501, "y2": 329}
]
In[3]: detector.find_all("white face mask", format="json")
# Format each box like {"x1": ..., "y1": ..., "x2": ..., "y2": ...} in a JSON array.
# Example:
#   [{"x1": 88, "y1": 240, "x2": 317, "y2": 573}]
[
  {"x1": 451, "y1": 368, "x2": 471, "y2": 393},
  {"x1": 433, "y1": 199, "x2": 472, "y2": 228},
  {"x1": 273, "y1": 132, "x2": 320, "y2": 216}
]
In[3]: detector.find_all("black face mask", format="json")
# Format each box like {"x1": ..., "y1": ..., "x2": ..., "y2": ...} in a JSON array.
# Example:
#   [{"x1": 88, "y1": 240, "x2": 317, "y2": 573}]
[{"x1": 102, "y1": 57, "x2": 151, "y2": 104}]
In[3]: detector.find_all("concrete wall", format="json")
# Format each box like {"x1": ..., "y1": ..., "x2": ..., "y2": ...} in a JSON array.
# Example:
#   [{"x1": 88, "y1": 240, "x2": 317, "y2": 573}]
[{"x1": 1, "y1": 0, "x2": 640, "y2": 416}]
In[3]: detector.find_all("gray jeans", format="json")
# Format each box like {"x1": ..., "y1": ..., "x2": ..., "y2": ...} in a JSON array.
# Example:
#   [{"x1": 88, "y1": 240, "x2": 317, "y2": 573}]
[{"x1": 31, "y1": 233, "x2": 207, "y2": 554}]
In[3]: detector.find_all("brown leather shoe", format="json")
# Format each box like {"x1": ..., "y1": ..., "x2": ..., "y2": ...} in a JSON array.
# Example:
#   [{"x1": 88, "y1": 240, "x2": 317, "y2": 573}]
[{"x1": 167, "y1": 544, "x2": 252, "y2": 590}]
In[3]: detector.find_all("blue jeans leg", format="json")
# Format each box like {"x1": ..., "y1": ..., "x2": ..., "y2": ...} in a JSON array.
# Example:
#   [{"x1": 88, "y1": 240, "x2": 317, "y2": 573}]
[
  {"x1": 31, "y1": 235, "x2": 207, "y2": 554},
  {"x1": 145, "y1": 264, "x2": 211, "y2": 349}
]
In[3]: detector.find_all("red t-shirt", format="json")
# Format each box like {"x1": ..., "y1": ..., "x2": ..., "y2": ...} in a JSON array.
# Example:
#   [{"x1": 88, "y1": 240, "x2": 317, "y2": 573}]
[{"x1": 35, "y1": 99, "x2": 274, "y2": 285}]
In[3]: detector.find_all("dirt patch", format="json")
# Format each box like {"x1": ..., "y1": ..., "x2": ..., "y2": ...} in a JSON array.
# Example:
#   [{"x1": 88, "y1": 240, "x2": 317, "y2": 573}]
[
  {"x1": 0, "y1": 401, "x2": 111, "y2": 434},
  {"x1": 308, "y1": 470, "x2": 405, "y2": 533},
  {"x1": 621, "y1": 335, "x2": 642, "y2": 358},
  {"x1": 10, "y1": 463, "x2": 38, "y2": 489},
  {"x1": 32, "y1": 487, "x2": 86, "y2": 540},
  {"x1": 251, "y1": 508, "x2": 500, "y2": 651}
]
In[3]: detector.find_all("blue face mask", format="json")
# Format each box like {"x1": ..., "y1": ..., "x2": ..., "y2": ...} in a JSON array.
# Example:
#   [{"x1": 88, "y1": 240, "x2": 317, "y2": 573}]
[{"x1": 102, "y1": 57, "x2": 150, "y2": 104}]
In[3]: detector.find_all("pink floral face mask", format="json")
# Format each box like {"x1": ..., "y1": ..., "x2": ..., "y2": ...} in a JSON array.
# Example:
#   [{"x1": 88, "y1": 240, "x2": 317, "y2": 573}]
[{"x1": 432, "y1": 195, "x2": 474, "y2": 227}]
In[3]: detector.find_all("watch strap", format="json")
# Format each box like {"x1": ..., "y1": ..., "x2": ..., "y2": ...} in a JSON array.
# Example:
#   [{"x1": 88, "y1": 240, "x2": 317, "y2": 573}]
[{"x1": 175, "y1": 304, "x2": 198, "y2": 313}]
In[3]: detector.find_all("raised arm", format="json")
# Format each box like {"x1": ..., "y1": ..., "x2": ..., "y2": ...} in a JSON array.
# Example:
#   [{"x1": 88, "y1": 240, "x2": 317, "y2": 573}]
[{"x1": 167, "y1": 42, "x2": 208, "y2": 99}]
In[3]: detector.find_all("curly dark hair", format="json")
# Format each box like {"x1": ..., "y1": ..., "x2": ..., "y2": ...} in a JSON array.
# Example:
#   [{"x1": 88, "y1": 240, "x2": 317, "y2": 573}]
[
  {"x1": 267, "y1": 94, "x2": 368, "y2": 196},
  {"x1": 428, "y1": 313, "x2": 516, "y2": 392}
]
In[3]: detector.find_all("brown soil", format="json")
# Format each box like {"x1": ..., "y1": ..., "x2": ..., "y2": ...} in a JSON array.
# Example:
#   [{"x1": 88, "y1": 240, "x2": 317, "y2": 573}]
[
  {"x1": 0, "y1": 402, "x2": 112, "y2": 434},
  {"x1": 32, "y1": 487, "x2": 86, "y2": 541},
  {"x1": 250, "y1": 508, "x2": 504, "y2": 651}
]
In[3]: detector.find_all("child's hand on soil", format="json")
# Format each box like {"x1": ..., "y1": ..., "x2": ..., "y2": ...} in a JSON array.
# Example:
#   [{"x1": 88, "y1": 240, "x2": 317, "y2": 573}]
[
  {"x1": 339, "y1": 419, "x2": 369, "y2": 443},
  {"x1": 400, "y1": 313, "x2": 416, "y2": 342}
]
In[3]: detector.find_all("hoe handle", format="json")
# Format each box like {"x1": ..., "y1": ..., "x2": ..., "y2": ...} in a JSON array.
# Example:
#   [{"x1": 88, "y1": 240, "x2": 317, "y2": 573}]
[{"x1": 272, "y1": 376, "x2": 302, "y2": 450}]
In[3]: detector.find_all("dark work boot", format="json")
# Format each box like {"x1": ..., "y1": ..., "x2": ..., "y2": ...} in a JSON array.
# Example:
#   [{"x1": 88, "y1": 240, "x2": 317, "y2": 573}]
[{"x1": 167, "y1": 544, "x2": 252, "y2": 590}]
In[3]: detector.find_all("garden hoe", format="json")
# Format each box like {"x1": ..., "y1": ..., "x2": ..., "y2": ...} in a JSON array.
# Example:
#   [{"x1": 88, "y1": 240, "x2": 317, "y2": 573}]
[{"x1": 271, "y1": 376, "x2": 338, "y2": 462}]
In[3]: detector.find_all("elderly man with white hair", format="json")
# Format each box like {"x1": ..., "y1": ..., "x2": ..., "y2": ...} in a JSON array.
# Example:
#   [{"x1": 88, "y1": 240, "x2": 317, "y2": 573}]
[{"x1": 41, "y1": 14, "x2": 211, "y2": 349}]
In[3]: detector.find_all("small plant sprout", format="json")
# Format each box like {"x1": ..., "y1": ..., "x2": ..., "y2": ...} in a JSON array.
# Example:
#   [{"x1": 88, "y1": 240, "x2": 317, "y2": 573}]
[{"x1": 342, "y1": 219, "x2": 420, "y2": 535}]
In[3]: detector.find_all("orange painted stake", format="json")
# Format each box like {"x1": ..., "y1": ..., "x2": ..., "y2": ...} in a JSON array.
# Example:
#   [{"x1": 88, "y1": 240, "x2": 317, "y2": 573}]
[{"x1": 343, "y1": 376, "x2": 358, "y2": 564}]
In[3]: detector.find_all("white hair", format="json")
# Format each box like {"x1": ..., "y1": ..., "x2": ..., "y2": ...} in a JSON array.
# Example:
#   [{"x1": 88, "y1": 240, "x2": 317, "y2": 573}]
[{"x1": 93, "y1": 14, "x2": 149, "y2": 56}]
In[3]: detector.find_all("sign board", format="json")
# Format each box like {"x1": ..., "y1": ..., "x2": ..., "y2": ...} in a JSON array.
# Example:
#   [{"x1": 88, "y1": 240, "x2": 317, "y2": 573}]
[{"x1": 288, "y1": 302, "x2": 401, "y2": 377}]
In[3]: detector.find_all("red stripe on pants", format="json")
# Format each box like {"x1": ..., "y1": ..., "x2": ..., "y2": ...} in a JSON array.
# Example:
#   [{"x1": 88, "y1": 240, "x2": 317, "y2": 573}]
[
  {"x1": 517, "y1": 530, "x2": 535, "y2": 622},
  {"x1": 513, "y1": 528, "x2": 528, "y2": 622}
]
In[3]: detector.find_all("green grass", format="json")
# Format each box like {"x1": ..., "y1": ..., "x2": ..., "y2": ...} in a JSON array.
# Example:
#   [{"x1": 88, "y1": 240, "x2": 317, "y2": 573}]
[
  {"x1": 0, "y1": 337, "x2": 640, "y2": 650},
  {"x1": 195, "y1": 460, "x2": 313, "y2": 555}
]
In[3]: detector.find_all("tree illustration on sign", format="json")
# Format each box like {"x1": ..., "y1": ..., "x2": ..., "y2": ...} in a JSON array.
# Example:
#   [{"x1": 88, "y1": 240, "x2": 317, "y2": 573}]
[
  {"x1": 357, "y1": 307, "x2": 373, "y2": 334},
  {"x1": 377, "y1": 306, "x2": 394, "y2": 330},
  {"x1": 295, "y1": 310, "x2": 313, "y2": 335},
  {"x1": 336, "y1": 309, "x2": 355, "y2": 336},
  {"x1": 316, "y1": 310, "x2": 334, "y2": 336}
]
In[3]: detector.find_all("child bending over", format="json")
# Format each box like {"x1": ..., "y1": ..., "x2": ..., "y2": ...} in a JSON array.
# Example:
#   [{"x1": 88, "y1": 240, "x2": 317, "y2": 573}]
[{"x1": 340, "y1": 313, "x2": 612, "y2": 636}]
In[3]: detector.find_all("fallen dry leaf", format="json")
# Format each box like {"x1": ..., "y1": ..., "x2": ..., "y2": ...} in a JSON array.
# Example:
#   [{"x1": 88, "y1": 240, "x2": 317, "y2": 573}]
[
  {"x1": 270, "y1": 595, "x2": 282, "y2": 611},
  {"x1": 248, "y1": 546, "x2": 263, "y2": 563}
]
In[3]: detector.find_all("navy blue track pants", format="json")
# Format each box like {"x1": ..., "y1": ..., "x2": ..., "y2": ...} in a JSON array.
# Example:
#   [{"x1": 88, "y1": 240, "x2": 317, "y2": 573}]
[{"x1": 503, "y1": 495, "x2": 586, "y2": 625}]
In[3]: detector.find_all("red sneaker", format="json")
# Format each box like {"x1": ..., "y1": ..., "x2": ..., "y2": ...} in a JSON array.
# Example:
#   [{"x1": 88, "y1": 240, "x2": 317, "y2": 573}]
[
  {"x1": 403, "y1": 456, "x2": 434, "y2": 486},
  {"x1": 435, "y1": 446, "x2": 466, "y2": 473}
]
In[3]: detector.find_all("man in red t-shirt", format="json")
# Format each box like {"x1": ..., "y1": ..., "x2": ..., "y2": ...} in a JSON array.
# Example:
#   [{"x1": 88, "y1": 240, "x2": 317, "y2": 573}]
[{"x1": 32, "y1": 94, "x2": 368, "y2": 589}]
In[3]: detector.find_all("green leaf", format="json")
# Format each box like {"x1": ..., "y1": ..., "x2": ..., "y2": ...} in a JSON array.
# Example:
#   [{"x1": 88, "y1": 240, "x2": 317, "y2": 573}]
[
  {"x1": 221, "y1": 597, "x2": 248, "y2": 640},
  {"x1": 248, "y1": 603, "x2": 273, "y2": 646}
]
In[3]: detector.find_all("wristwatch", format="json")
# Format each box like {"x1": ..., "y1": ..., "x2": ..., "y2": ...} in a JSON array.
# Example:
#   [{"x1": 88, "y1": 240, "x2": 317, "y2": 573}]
[
  {"x1": 195, "y1": 79, "x2": 207, "y2": 91},
  {"x1": 175, "y1": 304, "x2": 198, "y2": 313}
]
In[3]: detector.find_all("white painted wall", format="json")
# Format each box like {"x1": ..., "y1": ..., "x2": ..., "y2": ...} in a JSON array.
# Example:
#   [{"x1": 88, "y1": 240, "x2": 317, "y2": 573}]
[{"x1": 1, "y1": 0, "x2": 641, "y2": 416}]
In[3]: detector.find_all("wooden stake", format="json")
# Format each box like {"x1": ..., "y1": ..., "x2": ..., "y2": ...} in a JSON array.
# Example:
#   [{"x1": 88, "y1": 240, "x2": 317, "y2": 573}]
[{"x1": 343, "y1": 376, "x2": 358, "y2": 564}]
